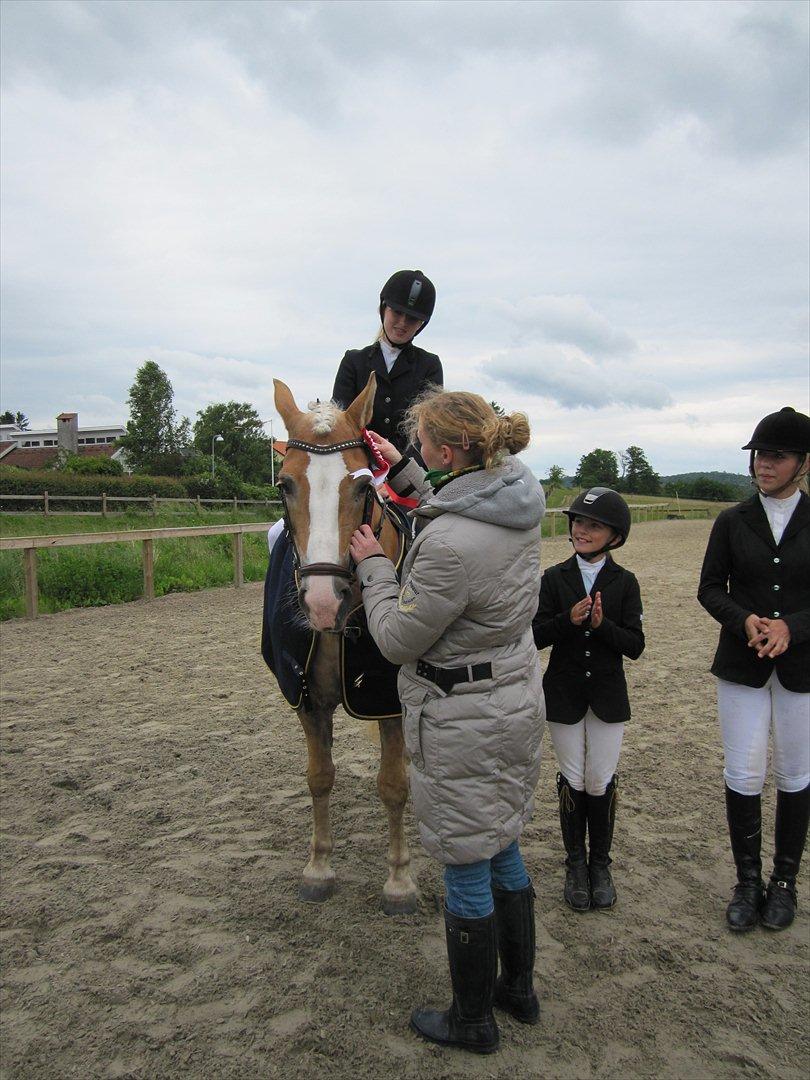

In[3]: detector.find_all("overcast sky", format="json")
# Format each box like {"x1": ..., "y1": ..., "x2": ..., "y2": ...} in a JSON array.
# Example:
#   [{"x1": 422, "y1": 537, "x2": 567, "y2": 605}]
[{"x1": 2, "y1": 0, "x2": 808, "y2": 477}]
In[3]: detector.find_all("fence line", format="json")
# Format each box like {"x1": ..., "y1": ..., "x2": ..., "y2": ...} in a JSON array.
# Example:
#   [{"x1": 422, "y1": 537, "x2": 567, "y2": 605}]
[
  {"x1": 0, "y1": 492, "x2": 282, "y2": 516},
  {"x1": 0, "y1": 521, "x2": 275, "y2": 619}
]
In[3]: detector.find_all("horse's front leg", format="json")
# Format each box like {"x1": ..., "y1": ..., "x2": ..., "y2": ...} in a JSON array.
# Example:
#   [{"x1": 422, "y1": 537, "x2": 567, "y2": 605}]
[
  {"x1": 378, "y1": 717, "x2": 418, "y2": 915},
  {"x1": 298, "y1": 706, "x2": 336, "y2": 902}
]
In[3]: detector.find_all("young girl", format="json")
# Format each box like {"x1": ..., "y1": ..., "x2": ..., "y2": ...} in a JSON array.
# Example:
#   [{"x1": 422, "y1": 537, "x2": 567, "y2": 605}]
[
  {"x1": 332, "y1": 270, "x2": 442, "y2": 455},
  {"x1": 532, "y1": 488, "x2": 645, "y2": 911},
  {"x1": 349, "y1": 391, "x2": 546, "y2": 1055},
  {"x1": 698, "y1": 406, "x2": 810, "y2": 932}
]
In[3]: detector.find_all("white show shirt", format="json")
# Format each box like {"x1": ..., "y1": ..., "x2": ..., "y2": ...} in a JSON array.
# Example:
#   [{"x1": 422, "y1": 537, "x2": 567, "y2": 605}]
[
  {"x1": 576, "y1": 554, "x2": 606, "y2": 595},
  {"x1": 760, "y1": 489, "x2": 801, "y2": 545},
  {"x1": 379, "y1": 339, "x2": 401, "y2": 373}
]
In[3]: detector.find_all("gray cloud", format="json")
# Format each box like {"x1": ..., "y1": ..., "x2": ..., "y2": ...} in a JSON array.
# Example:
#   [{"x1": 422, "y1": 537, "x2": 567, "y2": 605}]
[
  {"x1": 494, "y1": 296, "x2": 637, "y2": 356},
  {"x1": 481, "y1": 346, "x2": 672, "y2": 410}
]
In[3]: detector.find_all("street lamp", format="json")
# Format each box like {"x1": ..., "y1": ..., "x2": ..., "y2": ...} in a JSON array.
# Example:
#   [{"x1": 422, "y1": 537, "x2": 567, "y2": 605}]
[
  {"x1": 268, "y1": 418, "x2": 275, "y2": 487},
  {"x1": 211, "y1": 434, "x2": 224, "y2": 478}
]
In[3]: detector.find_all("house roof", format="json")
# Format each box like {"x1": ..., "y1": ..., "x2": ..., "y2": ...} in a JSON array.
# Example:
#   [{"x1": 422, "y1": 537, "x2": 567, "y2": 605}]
[{"x1": 0, "y1": 444, "x2": 118, "y2": 470}]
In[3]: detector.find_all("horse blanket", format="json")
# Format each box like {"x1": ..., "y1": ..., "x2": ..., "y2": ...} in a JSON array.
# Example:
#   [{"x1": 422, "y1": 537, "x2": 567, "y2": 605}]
[{"x1": 261, "y1": 528, "x2": 403, "y2": 720}]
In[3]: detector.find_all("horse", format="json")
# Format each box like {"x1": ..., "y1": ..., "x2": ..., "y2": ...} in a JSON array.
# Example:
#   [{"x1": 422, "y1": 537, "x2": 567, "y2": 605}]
[{"x1": 265, "y1": 373, "x2": 418, "y2": 915}]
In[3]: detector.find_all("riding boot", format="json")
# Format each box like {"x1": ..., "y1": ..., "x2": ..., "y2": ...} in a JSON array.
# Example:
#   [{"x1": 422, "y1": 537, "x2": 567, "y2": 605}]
[
  {"x1": 725, "y1": 785, "x2": 766, "y2": 932},
  {"x1": 761, "y1": 783, "x2": 810, "y2": 932},
  {"x1": 410, "y1": 908, "x2": 499, "y2": 1054},
  {"x1": 492, "y1": 883, "x2": 540, "y2": 1024},
  {"x1": 587, "y1": 775, "x2": 618, "y2": 909},
  {"x1": 557, "y1": 773, "x2": 590, "y2": 911}
]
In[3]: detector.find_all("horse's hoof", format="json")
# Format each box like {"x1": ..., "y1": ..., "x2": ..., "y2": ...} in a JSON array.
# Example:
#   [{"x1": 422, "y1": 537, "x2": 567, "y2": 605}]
[
  {"x1": 299, "y1": 879, "x2": 335, "y2": 903},
  {"x1": 382, "y1": 893, "x2": 418, "y2": 916}
]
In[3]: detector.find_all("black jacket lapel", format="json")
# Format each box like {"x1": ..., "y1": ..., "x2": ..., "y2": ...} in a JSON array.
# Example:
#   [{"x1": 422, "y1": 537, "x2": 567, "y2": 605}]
[
  {"x1": 738, "y1": 495, "x2": 776, "y2": 551},
  {"x1": 561, "y1": 555, "x2": 588, "y2": 601},
  {"x1": 779, "y1": 492, "x2": 810, "y2": 547}
]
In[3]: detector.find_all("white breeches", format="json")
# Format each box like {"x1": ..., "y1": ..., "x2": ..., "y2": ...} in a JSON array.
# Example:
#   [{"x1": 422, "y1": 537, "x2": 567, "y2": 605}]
[
  {"x1": 547, "y1": 709, "x2": 625, "y2": 796},
  {"x1": 717, "y1": 672, "x2": 810, "y2": 796}
]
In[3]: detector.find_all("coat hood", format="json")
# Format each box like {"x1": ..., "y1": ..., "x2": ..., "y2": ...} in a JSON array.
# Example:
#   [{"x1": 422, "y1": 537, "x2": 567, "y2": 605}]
[{"x1": 414, "y1": 456, "x2": 545, "y2": 530}]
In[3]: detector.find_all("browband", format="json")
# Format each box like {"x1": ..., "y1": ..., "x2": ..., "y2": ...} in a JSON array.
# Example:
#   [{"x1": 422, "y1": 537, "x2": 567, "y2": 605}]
[{"x1": 286, "y1": 438, "x2": 365, "y2": 454}]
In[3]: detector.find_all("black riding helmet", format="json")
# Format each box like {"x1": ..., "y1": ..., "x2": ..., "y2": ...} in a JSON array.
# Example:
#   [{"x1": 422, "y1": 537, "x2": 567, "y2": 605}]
[
  {"x1": 563, "y1": 487, "x2": 631, "y2": 555},
  {"x1": 742, "y1": 406, "x2": 810, "y2": 496},
  {"x1": 379, "y1": 270, "x2": 436, "y2": 335}
]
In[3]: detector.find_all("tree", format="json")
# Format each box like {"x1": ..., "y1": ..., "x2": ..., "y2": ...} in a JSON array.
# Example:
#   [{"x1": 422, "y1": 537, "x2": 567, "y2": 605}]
[
  {"x1": 574, "y1": 449, "x2": 619, "y2": 489},
  {"x1": 620, "y1": 445, "x2": 661, "y2": 495},
  {"x1": 192, "y1": 401, "x2": 274, "y2": 485},
  {"x1": 0, "y1": 410, "x2": 29, "y2": 430},
  {"x1": 545, "y1": 465, "x2": 567, "y2": 492},
  {"x1": 118, "y1": 361, "x2": 190, "y2": 473}
]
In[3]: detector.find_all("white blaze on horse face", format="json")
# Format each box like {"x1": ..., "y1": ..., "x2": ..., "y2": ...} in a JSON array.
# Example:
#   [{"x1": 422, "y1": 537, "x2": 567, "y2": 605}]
[{"x1": 301, "y1": 452, "x2": 349, "y2": 629}]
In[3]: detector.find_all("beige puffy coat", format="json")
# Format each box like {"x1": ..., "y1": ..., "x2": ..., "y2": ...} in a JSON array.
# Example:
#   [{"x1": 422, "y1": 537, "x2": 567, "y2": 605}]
[{"x1": 357, "y1": 457, "x2": 546, "y2": 865}]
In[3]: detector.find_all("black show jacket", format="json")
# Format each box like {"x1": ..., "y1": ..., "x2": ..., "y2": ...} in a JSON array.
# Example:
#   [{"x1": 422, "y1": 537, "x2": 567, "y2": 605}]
[
  {"x1": 697, "y1": 493, "x2": 810, "y2": 691},
  {"x1": 332, "y1": 342, "x2": 443, "y2": 453},
  {"x1": 532, "y1": 554, "x2": 644, "y2": 724}
]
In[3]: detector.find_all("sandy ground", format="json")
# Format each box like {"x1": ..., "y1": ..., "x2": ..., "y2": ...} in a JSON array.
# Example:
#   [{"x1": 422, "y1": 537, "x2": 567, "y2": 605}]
[{"x1": 1, "y1": 518, "x2": 808, "y2": 1080}]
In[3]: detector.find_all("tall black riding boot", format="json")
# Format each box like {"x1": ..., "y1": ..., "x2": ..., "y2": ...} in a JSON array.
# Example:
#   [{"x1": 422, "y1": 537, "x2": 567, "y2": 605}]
[
  {"x1": 587, "y1": 775, "x2": 618, "y2": 909},
  {"x1": 725, "y1": 785, "x2": 765, "y2": 932},
  {"x1": 557, "y1": 773, "x2": 590, "y2": 911},
  {"x1": 410, "y1": 908, "x2": 499, "y2": 1054},
  {"x1": 492, "y1": 882, "x2": 540, "y2": 1024},
  {"x1": 761, "y1": 783, "x2": 810, "y2": 932}
]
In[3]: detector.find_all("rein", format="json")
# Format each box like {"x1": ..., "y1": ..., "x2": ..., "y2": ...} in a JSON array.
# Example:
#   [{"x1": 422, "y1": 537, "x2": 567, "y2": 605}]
[{"x1": 280, "y1": 437, "x2": 389, "y2": 581}]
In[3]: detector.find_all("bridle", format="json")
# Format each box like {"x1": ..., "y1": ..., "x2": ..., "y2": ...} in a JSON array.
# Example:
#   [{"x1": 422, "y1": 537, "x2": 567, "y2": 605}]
[{"x1": 279, "y1": 437, "x2": 387, "y2": 581}]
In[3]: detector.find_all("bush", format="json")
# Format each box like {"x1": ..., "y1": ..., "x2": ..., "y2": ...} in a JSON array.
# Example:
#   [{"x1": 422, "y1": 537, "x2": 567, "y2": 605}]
[
  {"x1": 0, "y1": 465, "x2": 188, "y2": 511},
  {"x1": 59, "y1": 454, "x2": 124, "y2": 476}
]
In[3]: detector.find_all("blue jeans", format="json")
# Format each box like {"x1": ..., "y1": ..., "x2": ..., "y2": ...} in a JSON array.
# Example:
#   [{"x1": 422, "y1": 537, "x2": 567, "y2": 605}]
[{"x1": 443, "y1": 840, "x2": 530, "y2": 918}]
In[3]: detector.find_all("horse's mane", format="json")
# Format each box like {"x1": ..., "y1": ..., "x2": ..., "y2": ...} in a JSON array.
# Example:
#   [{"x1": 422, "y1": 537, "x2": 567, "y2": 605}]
[{"x1": 306, "y1": 400, "x2": 342, "y2": 435}]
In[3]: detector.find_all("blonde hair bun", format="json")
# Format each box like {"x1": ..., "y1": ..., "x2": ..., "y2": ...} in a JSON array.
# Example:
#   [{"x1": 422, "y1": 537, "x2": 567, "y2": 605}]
[{"x1": 404, "y1": 389, "x2": 531, "y2": 469}]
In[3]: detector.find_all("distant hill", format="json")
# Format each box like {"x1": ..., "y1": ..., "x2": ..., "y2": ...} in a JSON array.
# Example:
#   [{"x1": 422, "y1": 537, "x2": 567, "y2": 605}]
[{"x1": 660, "y1": 471, "x2": 751, "y2": 495}]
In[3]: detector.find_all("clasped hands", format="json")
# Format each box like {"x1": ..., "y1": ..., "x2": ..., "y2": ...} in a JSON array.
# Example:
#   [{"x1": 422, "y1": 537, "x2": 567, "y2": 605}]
[
  {"x1": 570, "y1": 592, "x2": 603, "y2": 629},
  {"x1": 745, "y1": 614, "x2": 791, "y2": 659}
]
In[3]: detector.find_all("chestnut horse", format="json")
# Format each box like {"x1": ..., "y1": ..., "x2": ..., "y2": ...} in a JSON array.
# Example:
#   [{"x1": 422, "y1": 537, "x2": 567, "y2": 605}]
[{"x1": 270, "y1": 373, "x2": 418, "y2": 915}]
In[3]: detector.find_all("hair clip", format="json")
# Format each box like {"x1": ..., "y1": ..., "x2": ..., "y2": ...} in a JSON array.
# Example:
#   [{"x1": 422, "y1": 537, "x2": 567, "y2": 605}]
[{"x1": 461, "y1": 430, "x2": 470, "y2": 450}]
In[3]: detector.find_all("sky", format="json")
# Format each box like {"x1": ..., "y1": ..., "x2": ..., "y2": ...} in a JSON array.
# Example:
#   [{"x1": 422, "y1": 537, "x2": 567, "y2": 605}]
[{"x1": 1, "y1": 0, "x2": 808, "y2": 478}]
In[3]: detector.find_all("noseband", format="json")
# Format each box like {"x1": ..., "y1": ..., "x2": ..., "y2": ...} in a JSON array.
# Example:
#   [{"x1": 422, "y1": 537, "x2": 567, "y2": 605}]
[{"x1": 280, "y1": 437, "x2": 385, "y2": 581}]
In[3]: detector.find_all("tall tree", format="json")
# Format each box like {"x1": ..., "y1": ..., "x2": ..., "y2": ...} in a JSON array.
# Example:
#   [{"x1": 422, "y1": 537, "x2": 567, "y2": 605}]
[
  {"x1": 574, "y1": 448, "x2": 619, "y2": 489},
  {"x1": 0, "y1": 410, "x2": 29, "y2": 430},
  {"x1": 620, "y1": 445, "x2": 661, "y2": 494},
  {"x1": 193, "y1": 402, "x2": 274, "y2": 484},
  {"x1": 119, "y1": 361, "x2": 190, "y2": 473},
  {"x1": 545, "y1": 464, "x2": 567, "y2": 492}
]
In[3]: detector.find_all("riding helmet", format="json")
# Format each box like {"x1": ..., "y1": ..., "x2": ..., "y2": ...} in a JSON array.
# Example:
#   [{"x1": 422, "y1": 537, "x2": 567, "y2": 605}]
[
  {"x1": 741, "y1": 406, "x2": 810, "y2": 453},
  {"x1": 563, "y1": 487, "x2": 631, "y2": 548},
  {"x1": 379, "y1": 270, "x2": 436, "y2": 332}
]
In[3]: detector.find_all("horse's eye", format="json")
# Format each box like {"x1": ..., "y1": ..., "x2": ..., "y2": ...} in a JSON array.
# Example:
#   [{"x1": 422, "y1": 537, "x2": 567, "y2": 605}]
[{"x1": 277, "y1": 476, "x2": 295, "y2": 495}]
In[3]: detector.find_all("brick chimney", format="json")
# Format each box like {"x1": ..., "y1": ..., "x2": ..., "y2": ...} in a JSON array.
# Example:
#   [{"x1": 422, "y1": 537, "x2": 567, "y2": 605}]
[{"x1": 57, "y1": 412, "x2": 79, "y2": 455}]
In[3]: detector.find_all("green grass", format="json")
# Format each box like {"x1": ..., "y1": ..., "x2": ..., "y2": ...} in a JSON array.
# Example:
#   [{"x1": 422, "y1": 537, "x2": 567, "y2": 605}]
[{"x1": 0, "y1": 509, "x2": 282, "y2": 621}]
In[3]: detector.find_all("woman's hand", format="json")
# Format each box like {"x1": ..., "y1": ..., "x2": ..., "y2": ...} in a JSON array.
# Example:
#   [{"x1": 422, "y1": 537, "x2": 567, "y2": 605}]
[
  {"x1": 364, "y1": 429, "x2": 402, "y2": 467},
  {"x1": 349, "y1": 524, "x2": 385, "y2": 563},
  {"x1": 748, "y1": 617, "x2": 791, "y2": 659},
  {"x1": 745, "y1": 613, "x2": 769, "y2": 647},
  {"x1": 570, "y1": 597, "x2": 593, "y2": 626}
]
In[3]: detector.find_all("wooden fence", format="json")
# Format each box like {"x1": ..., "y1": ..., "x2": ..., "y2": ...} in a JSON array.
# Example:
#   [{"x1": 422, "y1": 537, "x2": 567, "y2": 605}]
[
  {"x1": 0, "y1": 522, "x2": 275, "y2": 619},
  {"x1": 0, "y1": 492, "x2": 281, "y2": 515}
]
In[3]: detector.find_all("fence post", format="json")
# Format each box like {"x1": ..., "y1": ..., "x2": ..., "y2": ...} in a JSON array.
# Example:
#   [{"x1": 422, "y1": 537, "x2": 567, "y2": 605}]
[
  {"x1": 233, "y1": 495, "x2": 238, "y2": 514},
  {"x1": 23, "y1": 548, "x2": 38, "y2": 619},
  {"x1": 551, "y1": 511, "x2": 556, "y2": 536},
  {"x1": 151, "y1": 494, "x2": 157, "y2": 517},
  {"x1": 196, "y1": 494, "x2": 202, "y2": 513},
  {"x1": 44, "y1": 490, "x2": 49, "y2": 516},
  {"x1": 233, "y1": 532, "x2": 244, "y2": 587},
  {"x1": 142, "y1": 539, "x2": 155, "y2": 600},
  {"x1": 102, "y1": 492, "x2": 107, "y2": 517}
]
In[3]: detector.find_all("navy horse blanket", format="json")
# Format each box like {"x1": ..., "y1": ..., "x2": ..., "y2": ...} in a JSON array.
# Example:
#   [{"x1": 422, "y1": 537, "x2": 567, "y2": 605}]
[{"x1": 261, "y1": 529, "x2": 403, "y2": 721}]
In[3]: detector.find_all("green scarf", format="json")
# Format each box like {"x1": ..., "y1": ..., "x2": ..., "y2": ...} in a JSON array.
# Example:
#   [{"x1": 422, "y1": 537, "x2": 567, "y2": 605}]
[{"x1": 425, "y1": 464, "x2": 485, "y2": 491}]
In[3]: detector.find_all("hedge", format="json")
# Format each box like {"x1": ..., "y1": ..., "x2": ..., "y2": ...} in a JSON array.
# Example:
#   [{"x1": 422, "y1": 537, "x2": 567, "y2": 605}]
[{"x1": 0, "y1": 466, "x2": 189, "y2": 510}]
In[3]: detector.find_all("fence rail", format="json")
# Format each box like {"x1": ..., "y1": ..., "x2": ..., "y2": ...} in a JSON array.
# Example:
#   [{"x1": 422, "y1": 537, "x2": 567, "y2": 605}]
[
  {"x1": 0, "y1": 521, "x2": 275, "y2": 619},
  {"x1": 0, "y1": 492, "x2": 282, "y2": 515}
]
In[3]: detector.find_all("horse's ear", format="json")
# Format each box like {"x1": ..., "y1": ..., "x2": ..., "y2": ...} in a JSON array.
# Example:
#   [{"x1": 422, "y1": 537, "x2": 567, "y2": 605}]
[
  {"x1": 344, "y1": 372, "x2": 377, "y2": 431},
  {"x1": 273, "y1": 380, "x2": 302, "y2": 427}
]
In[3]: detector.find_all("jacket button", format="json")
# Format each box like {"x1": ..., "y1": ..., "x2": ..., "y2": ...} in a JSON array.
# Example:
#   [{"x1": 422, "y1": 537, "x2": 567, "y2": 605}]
[
  {"x1": 773, "y1": 611, "x2": 780, "y2": 617},
  {"x1": 385, "y1": 396, "x2": 391, "y2": 403},
  {"x1": 585, "y1": 672, "x2": 591, "y2": 678},
  {"x1": 773, "y1": 584, "x2": 780, "y2": 591},
  {"x1": 585, "y1": 651, "x2": 591, "y2": 657},
  {"x1": 584, "y1": 630, "x2": 591, "y2": 638},
  {"x1": 773, "y1": 557, "x2": 780, "y2": 564},
  {"x1": 384, "y1": 418, "x2": 390, "y2": 425}
]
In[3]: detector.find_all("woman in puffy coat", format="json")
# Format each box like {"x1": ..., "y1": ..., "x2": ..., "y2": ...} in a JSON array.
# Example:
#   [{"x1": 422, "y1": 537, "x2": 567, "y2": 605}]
[{"x1": 349, "y1": 389, "x2": 546, "y2": 1056}]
